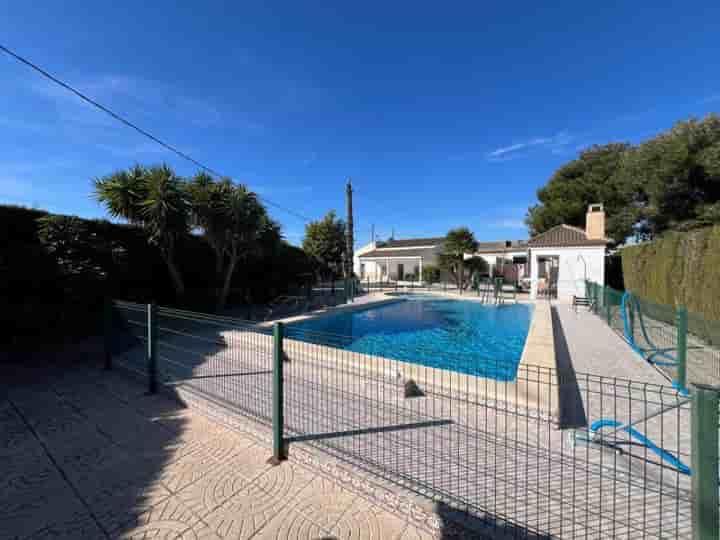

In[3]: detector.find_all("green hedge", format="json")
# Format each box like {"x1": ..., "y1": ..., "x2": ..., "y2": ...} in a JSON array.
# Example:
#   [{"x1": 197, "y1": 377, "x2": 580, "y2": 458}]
[
  {"x1": 621, "y1": 225, "x2": 720, "y2": 322},
  {"x1": 1, "y1": 204, "x2": 312, "y2": 348}
]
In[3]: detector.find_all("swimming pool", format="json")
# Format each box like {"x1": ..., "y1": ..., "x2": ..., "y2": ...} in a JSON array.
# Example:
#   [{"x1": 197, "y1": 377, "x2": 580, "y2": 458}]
[{"x1": 286, "y1": 294, "x2": 533, "y2": 381}]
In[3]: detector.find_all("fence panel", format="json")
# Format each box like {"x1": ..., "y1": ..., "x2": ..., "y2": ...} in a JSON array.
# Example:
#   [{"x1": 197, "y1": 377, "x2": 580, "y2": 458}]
[
  {"x1": 686, "y1": 311, "x2": 720, "y2": 388},
  {"x1": 111, "y1": 301, "x2": 275, "y2": 423},
  {"x1": 586, "y1": 283, "x2": 720, "y2": 390},
  {"x1": 108, "y1": 301, "x2": 698, "y2": 538},
  {"x1": 109, "y1": 300, "x2": 149, "y2": 380},
  {"x1": 280, "y1": 325, "x2": 691, "y2": 539}
]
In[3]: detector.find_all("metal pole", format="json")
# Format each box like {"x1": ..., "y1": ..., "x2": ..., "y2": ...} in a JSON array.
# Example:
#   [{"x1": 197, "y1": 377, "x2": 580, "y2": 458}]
[
  {"x1": 628, "y1": 292, "x2": 635, "y2": 342},
  {"x1": 147, "y1": 302, "x2": 157, "y2": 394},
  {"x1": 691, "y1": 384, "x2": 719, "y2": 540},
  {"x1": 605, "y1": 287, "x2": 611, "y2": 324},
  {"x1": 345, "y1": 178, "x2": 354, "y2": 304},
  {"x1": 103, "y1": 297, "x2": 112, "y2": 370},
  {"x1": 676, "y1": 306, "x2": 689, "y2": 393},
  {"x1": 271, "y1": 322, "x2": 287, "y2": 463}
]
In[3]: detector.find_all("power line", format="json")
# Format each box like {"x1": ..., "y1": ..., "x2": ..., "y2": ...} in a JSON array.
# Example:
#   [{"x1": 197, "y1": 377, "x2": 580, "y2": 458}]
[{"x1": 0, "y1": 43, "x2": 313, "y2": 223}]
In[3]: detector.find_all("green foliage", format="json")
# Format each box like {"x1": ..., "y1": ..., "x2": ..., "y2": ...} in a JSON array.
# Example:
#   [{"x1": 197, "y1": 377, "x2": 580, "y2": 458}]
[
  {"x1": 464, "y1": 256, "x2": 489, "y2": 282},
  {"x1": 1, "y1": 203, "x2": 312, "y2": 348},
  {"x1": 302, "y1": 211, "x2": 346, "y2": 279},
  {"x1": 527, "y1": 114, "x2": 720, "y2": 243},
  {"x1": 94, "y1": 164, "x2": 191, "y2": 298},
  {"x1": 526, "y1": 143, "x2": 631, "y2": 241},
  {"x1": 37, "y1": 215, "x2": 117, "y2": 280},
  {"x1": 439, "y1": 227, "x2": 479, "y2": 290},
  {"x1": 189, "y1": 173, "x2": 280, "y2": 309},
  {"x1": 617, "y1": 115, "x2": 720, "y2": 233},
  {"x1": 621, "y1": 225, "x2": 720, "y2": 322},
  {"x1": 421, "y1": 264, "x2": 441, "y2": 283}
]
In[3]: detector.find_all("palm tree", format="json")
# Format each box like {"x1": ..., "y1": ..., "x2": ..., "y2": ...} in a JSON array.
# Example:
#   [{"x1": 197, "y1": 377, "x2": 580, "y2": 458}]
[
  {"x1": 188, "y1": 172, "x2": 229, "y2": 294},
  {"x1": 189, "y1": 173, "x2": 277, "y2": 309},
  {"x1": 94, "y1": 164, "x2": 190, "y2": 299},
  {"x1": 439, "y1": 227, "x2": 479, "y2": 292}
]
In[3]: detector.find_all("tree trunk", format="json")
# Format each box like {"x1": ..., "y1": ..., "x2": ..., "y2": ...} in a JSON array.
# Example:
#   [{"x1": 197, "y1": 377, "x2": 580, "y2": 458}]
[
  {"x1": 217, "y1": 255, "x2": 238, "y2": 311},
  {"x1": 214, "y1": 251, "x2": 224, "y2": 302},
  {"x1": 162, "y1": 252, "x2": 185, "y2": 300}
]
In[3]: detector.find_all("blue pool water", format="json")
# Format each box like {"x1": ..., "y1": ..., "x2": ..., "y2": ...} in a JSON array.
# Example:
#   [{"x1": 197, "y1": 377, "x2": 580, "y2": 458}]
[{"x1": 286, "y1": 295, "x2": 533, "y2": 381}]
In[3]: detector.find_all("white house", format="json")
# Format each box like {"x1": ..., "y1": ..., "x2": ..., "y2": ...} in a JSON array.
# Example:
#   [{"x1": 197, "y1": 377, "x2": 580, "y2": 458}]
[
  {"x1": 524, "y1": 204, "x2": 608, "y2": 301},
  {"x1": 353, "y1": 204, "x2": 609, "y2": 301},
  {"x1": 354, "y1": 237, "x2": 445, "y2": 282}
]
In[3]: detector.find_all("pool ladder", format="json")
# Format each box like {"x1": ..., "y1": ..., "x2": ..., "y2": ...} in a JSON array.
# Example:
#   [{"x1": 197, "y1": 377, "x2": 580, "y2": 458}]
[{"x1": 477, "y1": 278, "x2": 517, "y2": 304}]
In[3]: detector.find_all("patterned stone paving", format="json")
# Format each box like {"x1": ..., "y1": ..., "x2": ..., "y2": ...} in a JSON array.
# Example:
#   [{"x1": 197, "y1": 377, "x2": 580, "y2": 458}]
[{"x1": 0, "y1": 352, "x2": 460, "y2": 540}]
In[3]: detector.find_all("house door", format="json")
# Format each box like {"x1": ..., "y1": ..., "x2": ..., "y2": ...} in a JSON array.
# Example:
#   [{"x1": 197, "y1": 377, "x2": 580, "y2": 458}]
[{"x1": 397, "y1": 263, "x2": 404, "y2": 281}]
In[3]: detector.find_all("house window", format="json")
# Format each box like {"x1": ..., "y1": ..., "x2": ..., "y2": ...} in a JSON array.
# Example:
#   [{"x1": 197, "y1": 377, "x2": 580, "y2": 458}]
[{"x1": 360, "y1": 263, "x2": 366, "y2": 278}]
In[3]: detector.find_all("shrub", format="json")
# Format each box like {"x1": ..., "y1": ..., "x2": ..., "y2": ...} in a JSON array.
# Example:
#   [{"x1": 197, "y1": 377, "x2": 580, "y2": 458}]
[{"x1": 421, "y1": 265, "x2": 441, "y2": 283}]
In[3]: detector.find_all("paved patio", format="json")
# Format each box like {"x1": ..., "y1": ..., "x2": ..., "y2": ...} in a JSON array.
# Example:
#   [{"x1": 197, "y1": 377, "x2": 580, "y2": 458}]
[{"x1": 0, "y1": 347, "x2": 455, "y2": 540}]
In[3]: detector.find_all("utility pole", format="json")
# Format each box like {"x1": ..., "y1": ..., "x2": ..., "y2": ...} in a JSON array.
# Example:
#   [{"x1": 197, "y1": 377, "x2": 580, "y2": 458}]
[
  {"x1": 371, "y1": 224, "x2": 375, "y2": 245},
  {"x1": 345, "y1": 178, "x2": 354, "y2": 302}
]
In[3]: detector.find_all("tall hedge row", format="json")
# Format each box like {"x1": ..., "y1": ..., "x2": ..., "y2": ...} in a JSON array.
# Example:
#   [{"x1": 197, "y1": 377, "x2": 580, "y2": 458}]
[
  {"x1": 621, "y1": 225, "x2": 720, "y2": 321},
  {"x1": 1, "y1": 204, "x2": 312, "y2": 348}
]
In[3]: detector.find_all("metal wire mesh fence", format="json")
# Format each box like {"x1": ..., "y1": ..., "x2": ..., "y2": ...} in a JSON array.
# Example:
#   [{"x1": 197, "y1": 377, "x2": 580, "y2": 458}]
[
  {"x1": 110, "y1": 300, "x2": 275, "y2": 422},
  {"x1": 108, "y1": 300, "x2": 149, "y2": 380},
  {"x1": 105, "y1": 300, "x2": 706, "y2": 539},
  {"x1": 280, "y1": 325, "x2": 692, "y2": 539},
  {"x1": 585, "y1": 281, "x2": 720, "y2": 391}
]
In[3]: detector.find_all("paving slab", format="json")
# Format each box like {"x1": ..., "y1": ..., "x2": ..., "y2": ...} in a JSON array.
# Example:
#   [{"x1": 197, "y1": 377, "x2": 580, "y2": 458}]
[{"x1": 1, "y1": 353, "x2": 451, "y2": 540}]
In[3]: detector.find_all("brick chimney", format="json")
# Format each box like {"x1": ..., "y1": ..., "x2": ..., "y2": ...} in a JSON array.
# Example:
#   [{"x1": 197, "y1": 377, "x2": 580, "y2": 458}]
[{"x1": 585, "y1": 204, "x2": 605, "y2": 240}]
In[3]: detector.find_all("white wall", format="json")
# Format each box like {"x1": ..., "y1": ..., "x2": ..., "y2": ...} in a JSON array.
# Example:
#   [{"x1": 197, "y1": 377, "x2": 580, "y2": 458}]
[
  {"x1": 356, "y1": 259, "x2": 423, "y2": 281},
  {"x1": 529, "y1": 246, "x2": 605, "y2": 301},
  {"x1": 353, "y1": 242, "x2": 376, "y2": 276}
]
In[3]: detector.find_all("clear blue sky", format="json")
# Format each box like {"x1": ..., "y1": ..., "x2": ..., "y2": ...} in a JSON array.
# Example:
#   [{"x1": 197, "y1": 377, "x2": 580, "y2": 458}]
[{"x1": 2, "y1": 2, "x2": 719, "y2": 246}]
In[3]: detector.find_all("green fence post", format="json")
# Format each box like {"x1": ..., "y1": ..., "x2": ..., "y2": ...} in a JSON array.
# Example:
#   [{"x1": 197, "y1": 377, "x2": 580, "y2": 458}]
[
  {"x1": 691, "y1": 384, "x2": 719, "y2": 540},
  {"x1": 147, "y1": 302, "x2": 157, "y2": 394},
  {"x1": 271, "y1": 322, "x2": 287, "y2": 463},
  {"x1": 676, "y1": 306, "x2": 689, "y2": 393},
  {"x1": 103, "y1": 297, "x2": 112, "y2": 370},
  {"x1": 605, "y1": 287, "x2": 612, "y2": 325}
]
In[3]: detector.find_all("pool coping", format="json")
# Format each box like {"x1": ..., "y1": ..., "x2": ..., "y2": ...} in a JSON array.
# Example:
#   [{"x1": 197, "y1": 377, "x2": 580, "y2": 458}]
[
  {"x1": 259, "y1": 294, "x2": 404, "y2": 328},
  {"x1": 261, "y1": 292, "x2": 559, "y2": 417}
]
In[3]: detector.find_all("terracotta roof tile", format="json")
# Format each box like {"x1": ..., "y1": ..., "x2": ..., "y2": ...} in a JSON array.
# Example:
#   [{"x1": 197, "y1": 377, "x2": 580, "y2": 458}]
[
  {"x1": 528, "y1": 224, "x2": 608, "y2": 247},
  {"x1": 359, "y1": 247, "x2": 434, "y2": 258},
  {"x1": 380, "y1": 237, "x2": 445, "y2": 248}
]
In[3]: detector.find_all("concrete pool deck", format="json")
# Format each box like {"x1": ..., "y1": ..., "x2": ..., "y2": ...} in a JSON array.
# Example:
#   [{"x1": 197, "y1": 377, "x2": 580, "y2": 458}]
[
  {"x1": 552, "y1": 303, "x2": 667, "y2": 385},
  {"x1": 265, "y1": 292, "x2": 557, "y2": 416}
]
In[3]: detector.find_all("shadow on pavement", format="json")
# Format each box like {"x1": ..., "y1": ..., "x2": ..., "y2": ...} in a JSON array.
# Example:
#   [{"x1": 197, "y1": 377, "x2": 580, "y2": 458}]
[{"x1": 552, "y1": 306, "x2": 588, "y2": 430}]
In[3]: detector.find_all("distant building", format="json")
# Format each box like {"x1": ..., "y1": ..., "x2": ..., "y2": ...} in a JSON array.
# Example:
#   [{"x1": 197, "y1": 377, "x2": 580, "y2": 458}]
[
  {"x1": 354, "y1": 204, "x2": 609, "y2": 301},
  {"x1": 354, "y1": 237, "x2": 444, "y2": 282}
]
